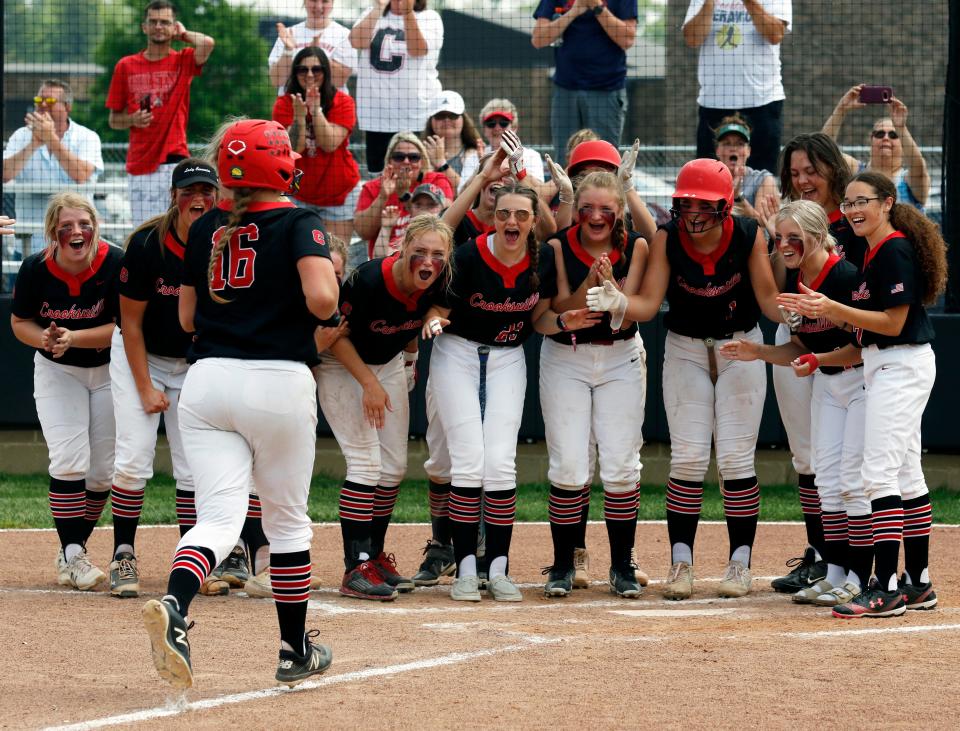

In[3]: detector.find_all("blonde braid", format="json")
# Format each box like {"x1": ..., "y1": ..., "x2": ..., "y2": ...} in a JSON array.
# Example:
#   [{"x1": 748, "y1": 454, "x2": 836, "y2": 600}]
[{"x1": 208, "y1": 188, "x2": 254, "y2": 304}]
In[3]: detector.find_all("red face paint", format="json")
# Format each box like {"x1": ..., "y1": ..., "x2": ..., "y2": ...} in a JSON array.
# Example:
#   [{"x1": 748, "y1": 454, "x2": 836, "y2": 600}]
[
  {"x1": 176, "y1": 186, "x2": 217, "y2": 218},
  {"x1": 578, "y1": 205, "x2": 616, "y2": 228},
  {"x1": 57, "y1": 223, "x2": 95, "y2": 250},
  {"x1": 409, "y1": 253, "x2": 445, "y2": 275}
]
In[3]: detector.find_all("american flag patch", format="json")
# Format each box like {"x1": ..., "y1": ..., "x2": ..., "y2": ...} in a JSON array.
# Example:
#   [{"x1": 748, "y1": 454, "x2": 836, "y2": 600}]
[{"x1": 891, "y1": 283, "x2": 904, "y2": 294}]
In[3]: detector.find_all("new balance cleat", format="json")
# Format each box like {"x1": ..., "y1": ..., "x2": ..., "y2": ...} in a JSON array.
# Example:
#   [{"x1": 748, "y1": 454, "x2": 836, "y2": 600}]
[
  {"x1": 832, "y1": 579, "x2": 907, "y2": 619},
  {"x1": 340, "y1": 562, "x2": 398, "y2": 601},
  {"x1": 143, "y1": 597, "x2": 193, "y2": 689},
  {"x1": 275, "y1": 630, "x2": 332, "y2": 687},
  {"x1": 110, "y1": 551, "x2": 140, "y2": 598},
  {"x1": 412, "y1": 541, "x2": 456, "y2": 586}
]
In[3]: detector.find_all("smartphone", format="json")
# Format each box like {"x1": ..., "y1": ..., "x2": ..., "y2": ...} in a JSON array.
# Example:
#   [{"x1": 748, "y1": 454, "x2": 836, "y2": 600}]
[
  {"x1": 140, "y1": 94, "x2": 152, "y2": 112},
  {"x1": 859, "y1": 86, "x2": 893, "y2": 104}
]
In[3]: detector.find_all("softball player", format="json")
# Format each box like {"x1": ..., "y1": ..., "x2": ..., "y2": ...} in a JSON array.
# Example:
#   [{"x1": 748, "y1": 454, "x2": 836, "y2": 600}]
[
  {"x1": 721, "y1": 200, "x2": 867, "y2": 606},
  {"x1": 778, "y1": 171, "x2": 947, "y2": 618},
  {"x1": 588, "y1": 159, "x2": 782, "y2": 600},
  {"x1": 10, "y1": 192, "x2": 121, "y2": 591},
  {"x1": 422, "y1": 181, "x2": 599, "y2": 602},
  {"x1": 318, "y1": 215, "x2": 453, "y2": 601},
  {"x1": 539, "y1": 171, "x2": 648, "y2": 598},
  {"x1": 142, "y1": 119, "x2": 339, "y2": 689}
]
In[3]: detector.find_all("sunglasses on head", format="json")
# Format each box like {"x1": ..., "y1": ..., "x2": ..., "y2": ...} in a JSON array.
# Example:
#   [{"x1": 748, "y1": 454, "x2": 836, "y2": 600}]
[
  {"x1": 872, "y1": 129, "x2": 899, "y2": 140},
  {"x1": 34, "y1": 96, "x2": 59, "y2": 106},
  {"x1": 295, "y1": 65, "x2": 324, "y2": 76},
  {"x1": 390, "y1": 152, "x2": 422, "y2": 163},
  {"x1": 495, "y1": 208, "x2": 532, "y2": 223},
  {"x1": 484, "y1": 118, "x2": 511, "y2": 129}
]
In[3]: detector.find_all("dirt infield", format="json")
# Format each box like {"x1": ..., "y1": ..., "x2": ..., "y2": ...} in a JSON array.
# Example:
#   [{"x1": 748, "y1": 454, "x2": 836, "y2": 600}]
[{"x1": 2, "y1": 521, "x2": 958, "y2": 730}]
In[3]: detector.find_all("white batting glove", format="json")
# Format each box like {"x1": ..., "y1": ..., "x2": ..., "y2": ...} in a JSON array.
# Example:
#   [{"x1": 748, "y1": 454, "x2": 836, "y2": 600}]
[
  {"x1": 778, "y1": 305, "x2": 803, "y2": 331},
  {"x1": 403, "y1": 350, "x2": 418, "y2": 392},
  {"x1": 586, "y1": 280, "x2": 628, "y2": 330},
  {"x1": 544, "y1": 154, "x2": 573, "y2": 204},
  {"x1": 618, "y1": 138, "x2": 639, "y2": 193},
  {"x1": 500, "y1": 129, "x2": 527, "y2": 181}
]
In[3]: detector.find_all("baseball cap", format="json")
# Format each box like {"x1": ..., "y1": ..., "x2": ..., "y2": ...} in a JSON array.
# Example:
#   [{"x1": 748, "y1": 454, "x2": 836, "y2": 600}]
[
  {"x1": 430, "y1": 90, "x2": 465, "y2": 117},
  {"x1": 714, "y1": 123, "x2": 751, "y2": 143},
  {"x1": 482, "y1": 110, "x2": 514, "y2": 123},
  {"x1": 172, "y1": 159, "x2": 219, "y2": 188},
  {"x1": 411, "y1": 183, "x2": 445, "y2": 206}
]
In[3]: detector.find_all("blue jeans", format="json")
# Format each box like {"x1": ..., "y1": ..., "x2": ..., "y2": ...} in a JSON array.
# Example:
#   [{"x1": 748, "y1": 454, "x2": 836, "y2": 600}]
[
  {"x1": 551, "y1": 86, "x2": 627, "y2": 166},
  {"x1": 696, "y1": 100, "x2": 784, "y2": 175}
]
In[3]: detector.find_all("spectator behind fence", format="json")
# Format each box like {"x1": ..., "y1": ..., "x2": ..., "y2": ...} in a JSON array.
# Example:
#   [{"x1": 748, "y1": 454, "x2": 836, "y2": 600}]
[
  {"x1": 683, "y1": 0, "x2": 791, "y2": 174},
  {"x1": 421, "y1": 91, "x2": 484, "y2": 194},
  {"x1": 268, "y1": 0, "x2": 355, "y2": 94},
  {"x1": 821, "y1": 85, "x2": 931, "y2": 212},
  {"x1": 350, "y1": 0, "x2": 443, "y2": 174},
  {"x1": 106, "y1": 0, "x2": 215, "y2": 227},
  {"x1": 354, "y1": 132, "x2": 453, "y2": 259},
  {"x1": 272, "y1": 47, "x2": 361, "y2": 242},
  {"x1": 460, "y1": 99, "x2": 545, "y2": 190},
  {"x1": 3, "y1": 80, "x2": 104, "y2": 256},
  {"x1": 712, "y1": 114, "x2": 777, "y2": 220},
  {"x1": 531, "y1": 0, "x2": 637, "y2": 167}
]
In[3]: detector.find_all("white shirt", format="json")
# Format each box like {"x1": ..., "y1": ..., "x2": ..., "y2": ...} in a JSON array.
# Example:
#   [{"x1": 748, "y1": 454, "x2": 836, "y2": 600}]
[
  {"x1": 458, "y1": 147, "x2": 544, "y2": 193},
  {"x1": 353, "y1": 8, "x2": 443, "y2": 133},
  {"x1": 683, "y1": 0, "x2": 792, "y2": 109},
  {"x1": 267, "y1": 20, "x2": 356, "y2": 96}
]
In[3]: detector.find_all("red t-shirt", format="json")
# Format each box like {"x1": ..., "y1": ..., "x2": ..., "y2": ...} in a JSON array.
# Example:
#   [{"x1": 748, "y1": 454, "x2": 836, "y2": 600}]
[
  {"x1": 106, "y1": 48, "x2": 202, "y2": 175},
  {"x1": 357, "y1": 171, "x2": 453, "y2": 258},
  {"x1": 272, "y1": 91, "x2": 361, "y2": 208}
]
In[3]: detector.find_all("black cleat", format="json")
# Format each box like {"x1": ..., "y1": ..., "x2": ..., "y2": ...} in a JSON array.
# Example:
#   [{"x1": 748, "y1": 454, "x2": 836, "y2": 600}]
[
  {"x1": 276, "y1": 630, "x2": 333, "y2": 686},
  {"x1": 900, "y1": 573, "x2": 938, "y2": 610},
  {"x1": 143, "y1": 596, "x2": 193, "y2": 688},
  {"x1": 771, "y1": 547, "x2": 826, "y2": 593},
  {"x1": 609, "y1": 563, "x2": 642, "y2": 598},
  {"x1": 542, "y1": 565, "x2": 575, "y2": 597},
  {"x1": 412, "y1": 541, "x2": 456, "y2": 586}
]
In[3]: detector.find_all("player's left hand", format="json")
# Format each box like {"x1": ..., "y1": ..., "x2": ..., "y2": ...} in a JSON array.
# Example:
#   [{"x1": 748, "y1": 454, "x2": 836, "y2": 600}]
[
  {"x1": 544, "y1": 154, "x2": 573, "y2": 202},
  {"x1": 618, "y1": 138, "x2": 640, "y2": 193},
  {"x1": 51, "y1": 327, "x2": 73, "y2": 358},
  {"x1": 314, "y1": 319, "x2": 348, "y2": 353},
  {"x1": 500, "y1": 129, "x2": 527, "y2": 181},
  {"x1": 778, "y1": 282, "x2": 836, "y2": 321},
  {"x1": 421, "y1": 316, "x2": 449, "y2": 340},
  {"x1": 790, "y1": 353, "x2": 819, "y2": 377},
  {"x1": 586, "y1": 280, "x2": 628, "y2": 330},
  {"x1": 596, "y1": 253, "x2": 615, "y2": 283},
  {"x1": 560, "y1": 308, "x2": 603, "y2": 331},
  {"x1": 363, "y1": 380, "x2": 393, "y2": 430},
  {"x1": 718, "y1": 338, "x2": 760, "y2": 361}
]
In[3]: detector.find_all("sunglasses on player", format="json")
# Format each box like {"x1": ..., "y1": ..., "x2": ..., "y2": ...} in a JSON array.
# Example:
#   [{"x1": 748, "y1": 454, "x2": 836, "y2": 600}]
[{"x1": 495, "y1": 208, "x2": 532, "y2": 223}]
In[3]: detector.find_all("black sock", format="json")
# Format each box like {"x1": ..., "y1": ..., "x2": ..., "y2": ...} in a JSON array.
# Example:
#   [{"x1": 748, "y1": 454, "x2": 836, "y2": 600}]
[
  {"x1": 721, "y1": 477, "x2": 760, "y2": 564},
  {"x1": 902, "y1": 494, "x2": 932, "y2": 585},
  {"x1": 604, "y1": 488, "x2": 638, "y2": 567},
  {"x1": 871, "y1": 495, "x2": 903, "y2": 591},
  {"x1": 666, "y1": 478, "x2": 703, "y2": 561},
  {"x1": 846, "y1": 513, "x2": 874, "y2": 588},
  {"x1": 81, "y1": 489, "x2": 109, "y2": 544},
  {"x1": 167, "y1": 545, "x2": 216, "y2": 615},
  {"x1": 798, "y1": 473, "x2": 825, "y2": 556},
  {"x1": 449, "y1": 486, "x2": 482, "y2": 568},
  {"x1": 820, "y1": 510, "x2": 848, "y2": 571},
  {"x1": 48, "y1": 477, "x2": 87, "y2": 551},
  {"x1": 271, "y1": 549, "x2": 312, "y2": 655},
  {"x1": 371, "y1": 485, "x2": 399, "y2": 557},
  {"x1": 175, "y1": 489, "x2": 196, "y2": 537},
  {"x1": 339, "y1": 481, "x2": 375, "y2": 570},
  {"x1": 484, "y1": 489, "x2": 516, "y2": 564},
  {"x1": 428, "y1": 480, "x2": 452, "y2": 545},
  {"x1": 573, "y1": 484, "x2": 591, "y2": 549},
  {"x1": 241, "y1": 495, "x2": 269, "y2": 569},
  {"x1": 111, "y1": 484, "x2": 145, "y2": 554},
  {"x1": 548, "y1": 486, "x2": 579, "y2": 570}
]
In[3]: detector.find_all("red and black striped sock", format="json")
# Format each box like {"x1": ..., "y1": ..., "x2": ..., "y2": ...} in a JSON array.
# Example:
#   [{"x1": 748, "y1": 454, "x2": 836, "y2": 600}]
[
  {"x1": 721, "y1": 477, "x2": 760, "y2": 564},
  {"x1": 371, "y1": 485, "x2": 400, "y2": 557},
  {"x1": 604, "y1": 487, "x2": 638, "y2": 567},
  {"x1": 339, "y1": 480, "x2": 375, "y2": 570},
  {"x1": 168, "y1": 545, "x2": 216, "y2": 615},
  {"x1": 48, "y1": 477, "x2": 86, "y2": 551},
  {"x1": 111, "y1": 485, "x2": 145, "y2": 554},
  {"x1": 573, "y1": 483, "x2": 591, "y2": 549},
  {"x1": 666, "y1": 478, "x2": 703, "y2": 561},
  {"x1": 428, "y1": 480, "x2": 452, "y2": 545},
  {"x1": 820, "y1": 510, "x2": 849, "y2": 580},
  {"x1": 548, "y1": 486, "x2": 581, "y2": 570},
  {"x1": 81, "y1": 489, "x2": 109, "y2": 544},
  {"x1": 902, "y1": 494, "x2": 932, "y2": 585},
  {"x1": 175, "y1": 489, "x2": 196, "y2": 537},
  {"x1": 846, "y1": 513, "x2": 874, "y2": 587},
  {"x1": 240, "y1": 494, "x2": 268, "y2": 569},
  {"x1": 871, "y1": 495, "x2": 904, "y2": 591},
  {"x1": 270, "y1": 550, "x2": 312, "y2": 655},
  {"x1": 798, "y1": 473, "x2": 825, "y2": 557},
  {"x1": 483, "y1": 489, "x2": 517, "y2": 565},
  {"x1": 449, "y1": 486, "x2": 482, "y2": 567}
]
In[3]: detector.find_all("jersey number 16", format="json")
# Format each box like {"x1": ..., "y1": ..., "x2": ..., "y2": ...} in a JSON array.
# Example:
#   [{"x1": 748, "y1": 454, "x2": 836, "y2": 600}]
[{"x1": 210, "y1": 224, "x2": 259, "y2": 291}]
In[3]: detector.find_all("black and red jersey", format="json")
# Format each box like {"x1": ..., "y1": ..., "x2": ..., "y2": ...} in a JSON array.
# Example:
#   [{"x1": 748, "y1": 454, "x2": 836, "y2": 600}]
[
  {"x1": 11, "y1": 242, "x2": 121, "y2": 368},
  {"x1": 851, "y1": 231, "x2": 934, "y2": 348},
  {"x1": 789, "y1": 253, "x2": 859, "y2": 374},
  {"x1": 182, "y1": 200, "x2": 332, "y2": 363},
  {"x1": 440, "y1": 234, "x2": 556, "y2": 347},
  {"x1": 663, "y1": 216, "x2": 760, "y2": 339},
  {"x1": 828, "y1": 208, "x2": 868, "y2": 272},
  {"x1": 453, "y1": 209, "x2": 495, "y2": 249},
  {"x1": 340, "y1": 254, "x2": 442, "y2": 365},
  {"x1": 119, "y1": 227, "x2": 192, "y2": 358},
  {"x1": 547, "y1": 224, "x2": 640, "y2": 345}
]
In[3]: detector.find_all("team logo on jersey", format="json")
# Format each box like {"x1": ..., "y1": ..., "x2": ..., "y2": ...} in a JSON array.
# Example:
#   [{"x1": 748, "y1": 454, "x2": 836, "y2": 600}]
[
  {"x1": 851, "y1": 282, "x2": 871, "y2": 301},
  {"x1": 120, "y1": 267, "x2": 129, "y2": 283},
  {"x1": 891, "y1": 283, "x2": 904, "y2": 294},
  {"x1": 312, "y1": 229, "x2": 326, "y2": 246},
  {"x1": 340, "y1": 302, "x2": 352, "y2": 316},
  {"x1": 226, "y1": 140, "x2": 247, "y2": 155}
]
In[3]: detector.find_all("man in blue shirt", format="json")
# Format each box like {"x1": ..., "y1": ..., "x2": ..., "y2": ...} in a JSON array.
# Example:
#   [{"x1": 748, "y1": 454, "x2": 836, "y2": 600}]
[{"x1": 532, "y1": 0, "x2": 638, "y2": 166}]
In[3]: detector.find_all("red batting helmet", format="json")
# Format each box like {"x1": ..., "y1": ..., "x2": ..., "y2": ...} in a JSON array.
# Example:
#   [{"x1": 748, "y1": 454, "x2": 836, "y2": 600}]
[
  {"x1": 218, "y1": 119, "x2": 301, "y2": 191},
  {"x1": 672, "y1": 158, "x2": 735, "y2": 211},
  {"x1": 567, "y1": 140, "x2": 621, "y2": 175}
]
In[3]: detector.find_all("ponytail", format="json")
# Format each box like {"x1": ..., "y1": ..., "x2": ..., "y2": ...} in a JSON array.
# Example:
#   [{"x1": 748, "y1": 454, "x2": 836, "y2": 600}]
[{"x1": 208, "y1": 188, "x2": 255, "y2": 304}]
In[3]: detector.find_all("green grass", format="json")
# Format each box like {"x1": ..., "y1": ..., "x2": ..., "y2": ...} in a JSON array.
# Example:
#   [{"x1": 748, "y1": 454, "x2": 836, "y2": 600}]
[{"x1": 2, "y1": 473, "x2": 959, "y2": 529}]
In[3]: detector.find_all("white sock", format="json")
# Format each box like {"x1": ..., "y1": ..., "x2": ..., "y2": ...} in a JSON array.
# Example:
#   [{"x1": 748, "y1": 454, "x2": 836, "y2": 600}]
[
  {"x1": 671, "y1": 543, "x2": 692, "y2": 565},
  {"x1": 886, "y1": 574, "x2": 898, "y2": 591},
  {"x1": 358, "y1": 552, "x2": 370, "y2": 562},
  {"x1": 730, "y1": 545, "x2": 751, "y2": 566},
  {"x1": 920, "y1": 568, "x2": 930, "y2": 584},
  {"x1": 255, "y1": 545, "x2": 270, "y2": 575},
  {"x1": 826, "y1": 563, "x2": 846, "y2": 586},
  {"x1": 847, "y1": 570, "x2": 863, "y2": 589},
  {"x1": 64, "y1": 543, "x2": 83, "y2": 562},
  {"x1": 235, "y1": 539, "x2": 246, "y2": 553},
  {"x1": 488, "y1": 556, "x2": 508, "y2": 579},
  {"x1": 809, "y1": 545, "x2": 823, "y2": 562},
  {"x1": 115, "y1": 543, "x2": 134, "y2": 559},
  {"x1": 458, "y1": 555, "x2": 477, "y2": 577}
]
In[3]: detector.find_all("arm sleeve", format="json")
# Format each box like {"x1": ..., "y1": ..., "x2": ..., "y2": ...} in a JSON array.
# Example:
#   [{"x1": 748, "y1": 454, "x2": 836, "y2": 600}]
[
  {"x1": 182, "y1": 225, "x2": 207, "y2": 288},
  {"x1": 10, "y1": 260, "x2": 39, "y2": 319},
  {"x1": 118, "y1": 233, "x2": 154, "y2": 301},
  {"x1": 533, "y1": 0, "x2": 557, "y2": 20},
  {"x1": 327, "y1": 92, "x2": 357, "y2": 133},
  {"x1": 289, "y1": 210, "x2": 333, "y2": 262},
  {"x1": 876, "y1": 242, "x2": 919, "y2": 309},
  {"x1": 538, "y1": 243, "x2": 559, "y2": 299},
  {"x1": 356, "y1": 179, "x2": 379, "y2": 213}
]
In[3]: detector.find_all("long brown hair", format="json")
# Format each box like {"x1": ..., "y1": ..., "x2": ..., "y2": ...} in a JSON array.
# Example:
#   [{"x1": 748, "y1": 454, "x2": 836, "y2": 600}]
[
  {"x1": 207, "y1": 188, "x2": 255, "y2": 304},
  {"x1": 422, "y1": 112, "x2": 483, "y2": 155},
  {"x1": 493, "y1": 183, "x2": 540, "y2": 290},
  {"x1": 574, "y1": 171, "x2": 627, "y2": 256},
  {"x1": 849, "y1": 171, "x2": 947, "y2": 305},
  {"x1": 779, "y1": 133, "x2": 849, "y2": 207}
]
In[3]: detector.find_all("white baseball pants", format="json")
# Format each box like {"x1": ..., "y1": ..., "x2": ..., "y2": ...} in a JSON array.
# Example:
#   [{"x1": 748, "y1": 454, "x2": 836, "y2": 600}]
[
  {"x1": 811, "y1": 367, "x2": 868, "y2": 514},
  {"x1": 772, "y1": 323, "x2": 814, "y2": 475}
]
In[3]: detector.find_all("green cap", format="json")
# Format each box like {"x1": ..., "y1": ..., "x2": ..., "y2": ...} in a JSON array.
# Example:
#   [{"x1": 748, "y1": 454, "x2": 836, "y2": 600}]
[{"x1": 714, "y1": 123, "x2": 751, "y2": 143}]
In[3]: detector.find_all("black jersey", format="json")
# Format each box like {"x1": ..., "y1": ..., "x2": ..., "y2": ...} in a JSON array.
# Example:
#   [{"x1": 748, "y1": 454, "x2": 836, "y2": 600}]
[
  {"x1": 828, "y1": 208, "x2": 868, "y2": 272},
  {"x1": 547, "y1": 224, "x2": 639, "y2": 345},
  {"x1": 119, "y1": 227, "x2": 192, "y2": 358},
  {"x1": 851, "y1": 232, "x2": 934, "y2": 348},
  {"x1": 789, "y1": 254, "x2": 859, "y2": 374},
  {"x1": 340, "y1": 254, "x2": 440, "y2": 365},
  {"x1": 11, "y1": 241, "x2": 121, "y2": 368},
  {"x1": 663, "y1": 216, "x2": 761, "y2": 339},
  {"x1": 453, "y1": 210, "x2": 495, "y2": 248},
  {"x1": 440, "y1": 234, "x2": 555, "y2": 347},
  {"x1": 182, "y1": 200, "x2": 332, "y2": 363}
]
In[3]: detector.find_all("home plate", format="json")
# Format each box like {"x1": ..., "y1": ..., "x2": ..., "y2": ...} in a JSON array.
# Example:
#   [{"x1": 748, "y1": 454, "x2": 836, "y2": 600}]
[{"x1": 609, "y1": 608, "x2": 736, "y2": 618}]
